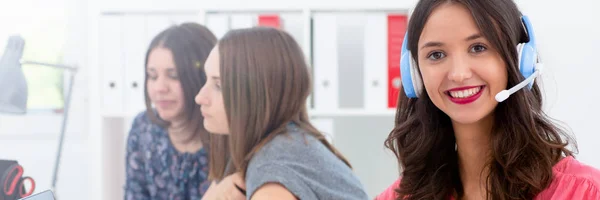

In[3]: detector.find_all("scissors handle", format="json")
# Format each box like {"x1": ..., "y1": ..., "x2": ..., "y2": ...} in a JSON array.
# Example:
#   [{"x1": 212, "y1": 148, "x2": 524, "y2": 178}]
[
  {"x1": 19, "y1": 176, "x2": 35, "y2": 198},
  {"x1": 3, "y1": 164, "x2": 23, "y2": 196}
]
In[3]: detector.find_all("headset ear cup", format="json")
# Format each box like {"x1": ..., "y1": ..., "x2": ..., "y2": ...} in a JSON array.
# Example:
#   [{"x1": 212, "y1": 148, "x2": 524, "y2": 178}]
[
  {"x1": 521, "y1": 43, "x2": 537, "y2": 89},
  {"x1": 516, "y1": 42, "x2": 537, "y2": 89},
  {"x1": 514, "y1": 43, "x2": 527, "y2": 89},
  {"x1": 410, "y1": 57, "x2": 423, "y2": 97},
  {"x1": 518, "y1": 15, "x2": 540, "y2": 90},
  {"x1": 516, "y1": 43, "x2": 524, "y2": 71},
  {"x1": 401, "y1": 49, "x2": 417, "y2": 98}
]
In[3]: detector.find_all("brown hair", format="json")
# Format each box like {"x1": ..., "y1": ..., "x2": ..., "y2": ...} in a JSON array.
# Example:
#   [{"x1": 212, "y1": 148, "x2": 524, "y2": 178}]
[
  {"x1": 144, "y1": 22, "x2": 217, "y2": 143},
  {"x1": 208, "y1": 27, "x2": 351, "y2": 180},
  {"x1": 385, "y1": 0, "x2": 576, "y2": 199}
]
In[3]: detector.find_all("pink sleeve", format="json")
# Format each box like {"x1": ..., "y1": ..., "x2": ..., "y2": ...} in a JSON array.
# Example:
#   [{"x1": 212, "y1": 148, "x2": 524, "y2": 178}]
[
  {"x1": 375, "y1": 178, "x2": 401, "y2": 200},
  {"x1": 536, "y1": 175, "x2": 600, "y2": 200},
  {"x1": 535, "y1": 156, "x2": 600, "y2": 200}
]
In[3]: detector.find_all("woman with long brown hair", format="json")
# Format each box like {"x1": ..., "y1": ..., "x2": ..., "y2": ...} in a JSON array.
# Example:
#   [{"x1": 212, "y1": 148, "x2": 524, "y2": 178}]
[
  {"x1": 377, "y1": 0, "x2": 600, "y2": 199},
  {"x1": 195, "y1": 27, "x2": 369, "y2": 199}
]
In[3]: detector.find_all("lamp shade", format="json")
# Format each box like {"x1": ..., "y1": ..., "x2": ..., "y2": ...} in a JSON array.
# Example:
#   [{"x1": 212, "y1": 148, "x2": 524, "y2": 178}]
[{"x1": 0, "y1": 35, "x2": 27, "y2": 114}]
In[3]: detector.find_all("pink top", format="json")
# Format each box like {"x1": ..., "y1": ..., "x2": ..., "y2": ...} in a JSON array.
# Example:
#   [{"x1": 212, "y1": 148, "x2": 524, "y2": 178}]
[{"x1": 376, "y1": 156, "x2": 600, "y2": 200}]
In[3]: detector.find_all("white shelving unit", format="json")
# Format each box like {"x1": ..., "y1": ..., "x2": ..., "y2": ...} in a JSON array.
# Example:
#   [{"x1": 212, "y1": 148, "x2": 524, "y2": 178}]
[
  {"x1": 89, "y1": 5, "x2": 412, "y2": 200},
  {"x1": 308, "y1": 109, "x2": 396, "y2": 117}
]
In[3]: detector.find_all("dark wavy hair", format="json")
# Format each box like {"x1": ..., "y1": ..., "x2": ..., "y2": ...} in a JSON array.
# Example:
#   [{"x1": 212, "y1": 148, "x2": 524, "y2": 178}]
[{"x1": 384, "y1": 0, "x2": 576, "y2": 199}]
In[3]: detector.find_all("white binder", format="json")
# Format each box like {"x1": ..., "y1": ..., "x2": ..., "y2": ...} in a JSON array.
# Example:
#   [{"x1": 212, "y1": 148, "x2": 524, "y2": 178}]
[
  {"x1": 123, "y1": 15, "x2": 147, "y2": 115},
  {"x1": 172, "y1": 14, "x2": 201, "y2": 24},
  {"x1": 363, "y1": 13, "x2": 388, "y2": 111},
  {"x1": 99, "y1": 15, "x2": 125, "y2": 115},
  {"x1": 230, "y1": 14, "x2": 255, "y2": 29},
  {"x1": 312, "y1": 13, "x2": 339, "y2": 111},
  {"x1": 310, "y1": 117, "x2": 335, "y2": 143},
  {"x1": 145, "y1": 15, "x2": 173, "y2": 43},
  {"x1": 205, "y1": 13, "x2": 230, "y2": 39}
]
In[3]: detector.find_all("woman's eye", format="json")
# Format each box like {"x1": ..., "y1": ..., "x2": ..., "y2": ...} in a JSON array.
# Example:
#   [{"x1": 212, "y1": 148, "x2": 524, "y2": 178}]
[
  {"x1": 168, "y1": 72, "x2": 179, "y2": 79},
  {"x1": 470, "y1": 44, "x2": 487, "y2": 53},
  {"x1": 147, "y1": 73, "x2": 157, "y2": 80},
  {"x1": 427, "y1": 51, "x2": 446, "y2": 60}
]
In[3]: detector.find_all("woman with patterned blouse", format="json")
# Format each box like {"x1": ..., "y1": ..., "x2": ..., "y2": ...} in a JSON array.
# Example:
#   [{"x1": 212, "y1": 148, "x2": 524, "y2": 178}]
[{"x1": 124, "y1": 22, "x2": 217, "y2": 200}]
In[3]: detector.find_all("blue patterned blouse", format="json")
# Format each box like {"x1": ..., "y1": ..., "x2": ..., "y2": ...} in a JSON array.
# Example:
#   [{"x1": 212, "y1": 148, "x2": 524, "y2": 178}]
[{"x1": 124, "y1": 111, "x2": 210, "y2": 200}]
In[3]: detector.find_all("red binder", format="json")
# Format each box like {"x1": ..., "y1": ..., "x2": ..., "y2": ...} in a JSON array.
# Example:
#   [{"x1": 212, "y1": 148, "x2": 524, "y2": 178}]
[
  {"x1": 258, "y1": 15, "x2": 281, "y2": 29},
  {"x1": 387, "y1": 14, "x2": 408, "y2": 109}
]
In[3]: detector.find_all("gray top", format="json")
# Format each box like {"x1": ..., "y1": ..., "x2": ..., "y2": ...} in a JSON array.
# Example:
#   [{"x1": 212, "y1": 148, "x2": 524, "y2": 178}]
[{"x1": 245, "y1": 123, "x2": 369, "y2": 200}]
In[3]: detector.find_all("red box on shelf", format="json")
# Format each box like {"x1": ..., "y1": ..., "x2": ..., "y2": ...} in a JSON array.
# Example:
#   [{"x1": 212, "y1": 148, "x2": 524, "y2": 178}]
[{"x1": 258, "y1": 15, "x2": 281, "y2": 29}]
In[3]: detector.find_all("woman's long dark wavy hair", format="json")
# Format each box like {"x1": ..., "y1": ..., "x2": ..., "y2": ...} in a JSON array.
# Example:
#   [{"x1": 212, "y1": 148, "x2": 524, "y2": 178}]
[{"x1": 385, "y1": 0, "x2": 576, "y2": 199}]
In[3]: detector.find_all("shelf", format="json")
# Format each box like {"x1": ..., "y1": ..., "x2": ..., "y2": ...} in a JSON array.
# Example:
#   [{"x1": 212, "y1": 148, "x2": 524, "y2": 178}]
[
  {"x1": 101, "y1": 109, "x2": 396, "y2": 118},
  {"x1": 308, "y1": 108, "x2": 396, "y2": 117},
  {"x1": 0, "y1": 114, "x2": 85, "y2": 136},
  {"x1": 100, "y1": 111, "x2": 138, "y2": 118}
]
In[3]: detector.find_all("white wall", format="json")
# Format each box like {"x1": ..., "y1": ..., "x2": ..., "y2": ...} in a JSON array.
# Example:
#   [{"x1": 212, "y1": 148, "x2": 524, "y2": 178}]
[
  {"x1": 514, "y1": 0, "x2": 600, "y2": 168},
  {"x1": 0, "y1": 0, "x2": 90, "y2": 199}
]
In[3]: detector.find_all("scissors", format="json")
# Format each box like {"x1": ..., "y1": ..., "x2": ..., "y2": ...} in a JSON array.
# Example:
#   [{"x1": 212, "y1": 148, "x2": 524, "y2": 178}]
[{"x1": 2, "y1": 164, "x2": 35, "y2": 198}]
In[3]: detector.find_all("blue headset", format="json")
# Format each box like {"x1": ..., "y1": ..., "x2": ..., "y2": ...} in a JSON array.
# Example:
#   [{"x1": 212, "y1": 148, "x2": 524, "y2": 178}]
[{"x1": 400, "y1": 15, "x2": 540, "y2": 98}]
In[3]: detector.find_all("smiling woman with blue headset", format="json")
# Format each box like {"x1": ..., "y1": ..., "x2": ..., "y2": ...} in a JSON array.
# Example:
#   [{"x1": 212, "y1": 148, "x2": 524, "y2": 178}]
[{"x1": 376, "y1": 0, "x2": 600, "y2": 199}]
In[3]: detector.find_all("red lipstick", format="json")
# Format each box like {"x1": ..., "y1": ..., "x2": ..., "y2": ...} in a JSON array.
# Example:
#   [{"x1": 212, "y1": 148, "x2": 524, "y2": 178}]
[{"x1": 446, "y1": 86, "x2": 484, "y2": 105}]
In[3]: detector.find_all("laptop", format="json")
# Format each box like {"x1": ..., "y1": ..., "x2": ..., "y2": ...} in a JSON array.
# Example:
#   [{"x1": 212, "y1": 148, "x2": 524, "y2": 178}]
[{"x1": 17, "y1": 190, "x2": 55, "y2": 200}]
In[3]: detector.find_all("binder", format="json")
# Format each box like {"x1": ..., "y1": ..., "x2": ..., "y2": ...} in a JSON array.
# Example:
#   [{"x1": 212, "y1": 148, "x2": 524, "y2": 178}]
[
  {"x1": 258, "y1": 14, "x2": 281, "y2": 28},
  {"x1": 336, "y1": 14, "x2": 365, "y2": 109},
  {"x1": 364, "y1": 13, "x2": 388, "y2": 111},
  {"x1": 230, "y1": 14, "x2": 255, "y2": 29},
  {"x1": 145, "y1": 15, "x2": 173, "y2": 43},
  {"x1": 123, "y1": 15, "x2": 147, "y2": 115},
  {"x1": 99, "y1": 15, "x2": 125, "y2": 115},
  {"x1": 310, "y1": 117, "x2": 335, "y2": 143},
  {"x1": 205, "y1": 14, "x2": 230, "y2": 39},
  {"x1": 171, "y1": 14, "x2": 201, "y2": 24},
  {"x1": 387, "y1": 14, "x2": 408, "y2": 109},
  {"x1": 311, "y1": 13, "x2": 339, "y2": 111},
  {"x1": 279, "y1": 13, "x2": 305, "y2": 50}
]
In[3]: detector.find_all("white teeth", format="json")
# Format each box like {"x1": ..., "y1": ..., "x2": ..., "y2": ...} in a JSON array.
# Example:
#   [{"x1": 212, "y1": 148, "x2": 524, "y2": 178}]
[{"x1": 449, "y1": 87, "x2": 481, "y2": 98}]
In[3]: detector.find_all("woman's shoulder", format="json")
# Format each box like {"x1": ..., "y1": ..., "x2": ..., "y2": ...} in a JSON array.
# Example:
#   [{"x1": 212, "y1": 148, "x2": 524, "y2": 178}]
[
  {"x1": 257, "y1": 123, "x2": 306, "y2": 146},
  {"x1": 552, "y1": 156, "x2": 600, "y2": 185},
  {"x1": 537, "y1": 156, "x2": 600, "y2": 199},
  {"x1": 376, "y1": 157, "x2": 600, "y2": 200},
  {"x1": 132, "y1": 110, "x2": 152, "y2": 126},
  {"x1": 131, "y1": 111, "x2": 166, "y2": 132},
  {"x1": 254, "y1": 123, "x2": 329, "y2": 159},
  {"x1": 246, "y1": 123, "x2": 369, "y2": 200},
  {"x1": 127, "y1": 111, "x2": 167, "y2": 147},
  {"x1": 375, "y1": 178, "x2": 401, "y2": 200}
]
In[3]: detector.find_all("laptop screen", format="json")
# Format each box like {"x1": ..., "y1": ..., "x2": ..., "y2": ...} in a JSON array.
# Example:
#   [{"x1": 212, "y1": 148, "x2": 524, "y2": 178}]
[{"x1": 18, "y1": 190, "x2": 55, "y2": 200}]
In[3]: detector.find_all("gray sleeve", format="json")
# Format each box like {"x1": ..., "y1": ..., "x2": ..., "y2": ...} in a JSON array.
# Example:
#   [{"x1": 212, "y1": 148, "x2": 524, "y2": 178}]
[
  {"x1": 246, "y1": 162, "x2": 315, "y2": 200},
  {"x1": 244, "y1": 131, "x2": 369, "y2": 200}
]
